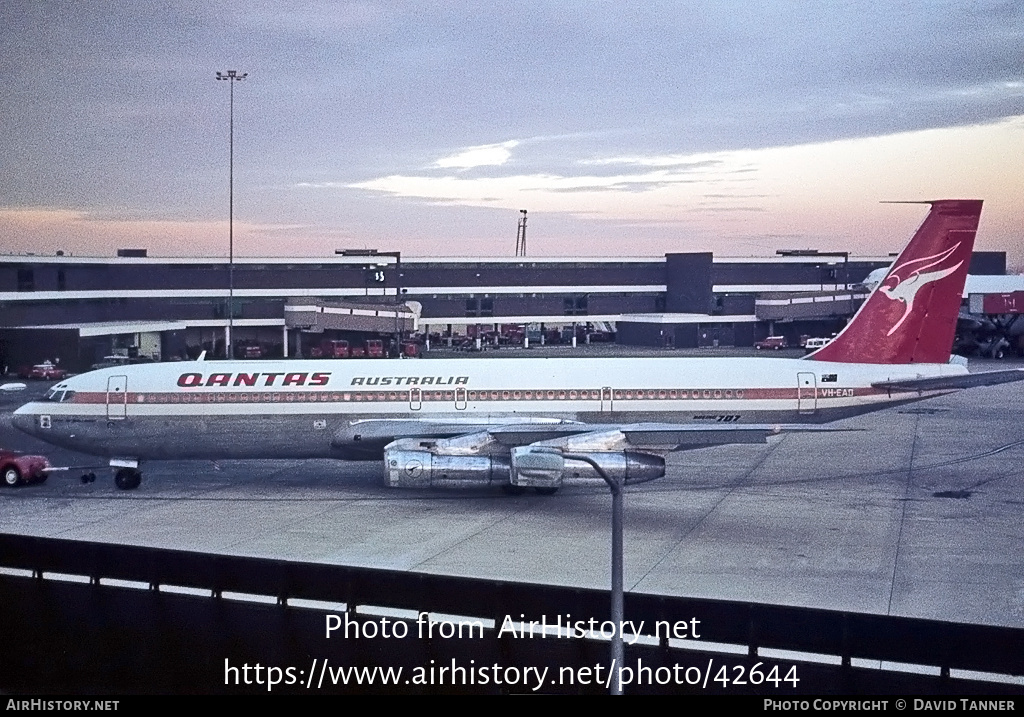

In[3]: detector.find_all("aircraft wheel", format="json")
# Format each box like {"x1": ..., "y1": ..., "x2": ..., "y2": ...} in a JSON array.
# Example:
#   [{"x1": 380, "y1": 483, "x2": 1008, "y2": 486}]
[
  {"x1": 114, "y1": 468, "x2": 142, "y2": 491},
  {"x1": 501, "y1": 484, "x2": 527, "y2": 496},
  {"x1": 81, "y1": 472, "x2": 97, "y2": 484},
  {"x1": 3, "y1": 466, "x2": 21, "y2": 488},
  {"x1": 534, "y1": 487, "x2": 559, "y2": 496}
]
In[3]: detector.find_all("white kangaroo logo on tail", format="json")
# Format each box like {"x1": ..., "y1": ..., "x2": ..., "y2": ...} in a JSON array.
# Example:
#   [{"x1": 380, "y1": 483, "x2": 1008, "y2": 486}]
[{"x1": 879, "y1": 242, "x2": 963, "y2": 336}]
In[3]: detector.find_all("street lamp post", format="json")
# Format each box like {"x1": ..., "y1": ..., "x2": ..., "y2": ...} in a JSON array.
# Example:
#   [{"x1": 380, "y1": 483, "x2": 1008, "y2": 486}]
[
  {"x1": 216, "y1": 70, "x2": 247, "y2": 359},
  {"x1": 533, "y1": 448, "x2": 626, "y2": 695}
]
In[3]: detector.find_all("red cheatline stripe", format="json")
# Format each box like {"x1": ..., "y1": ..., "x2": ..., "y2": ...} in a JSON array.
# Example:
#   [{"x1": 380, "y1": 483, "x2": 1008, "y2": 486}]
[{"x1": 68, "y1": 386, "x2": 884, "y2": 405}]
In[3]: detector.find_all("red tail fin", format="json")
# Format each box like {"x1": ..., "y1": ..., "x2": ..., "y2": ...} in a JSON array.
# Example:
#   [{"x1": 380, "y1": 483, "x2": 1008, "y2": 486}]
[{"x1": 809, "y1": 199, "x2": 981, "y2": 364}]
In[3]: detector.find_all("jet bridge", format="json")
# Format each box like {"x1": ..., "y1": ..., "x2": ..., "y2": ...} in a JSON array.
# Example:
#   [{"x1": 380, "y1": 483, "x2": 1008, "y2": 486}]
[{"x1": 285, "y1": 298, "x2": 418, "y2": 334}]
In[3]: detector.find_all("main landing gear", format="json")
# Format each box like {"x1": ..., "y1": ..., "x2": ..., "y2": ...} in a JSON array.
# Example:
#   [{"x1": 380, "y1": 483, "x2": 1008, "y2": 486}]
[
  {"x1": 114, "y1": 467, "x2": 142, "y2": 491},
  {"x1": 79, "y1": 465, "x2": 141, "y2": 490}
]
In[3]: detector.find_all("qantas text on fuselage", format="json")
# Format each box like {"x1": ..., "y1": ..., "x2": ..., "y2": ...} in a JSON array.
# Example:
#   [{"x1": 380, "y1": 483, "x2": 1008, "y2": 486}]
[{"x1": 174, "y1": 372, "x2": 471, "y2": 388}]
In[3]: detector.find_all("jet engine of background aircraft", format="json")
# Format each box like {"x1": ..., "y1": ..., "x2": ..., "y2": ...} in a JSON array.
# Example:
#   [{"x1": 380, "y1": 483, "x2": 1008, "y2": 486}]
[{"x1": 954, "y1": 311, "x2": 1024, "y2": 359}]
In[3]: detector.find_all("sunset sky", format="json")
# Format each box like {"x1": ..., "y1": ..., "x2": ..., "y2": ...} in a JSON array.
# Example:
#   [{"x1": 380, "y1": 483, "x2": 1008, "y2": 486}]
[{"x1": 2, "y1": 2, "x2": 1022, "y2": 267}]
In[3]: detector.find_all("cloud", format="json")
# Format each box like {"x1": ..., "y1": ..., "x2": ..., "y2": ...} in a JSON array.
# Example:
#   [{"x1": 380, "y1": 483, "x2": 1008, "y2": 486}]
[
  {"x1": 2, "y1": 2, "x2": 1024, "y2": 262},
  {"x1": 432, "y1": 141, "x2": 520, "y2": 169},
  {"x1": 0, "y1": 208, "x2": 328, "y2": 258},
  {"x1": 346, "y1": 164, "x2": 744, "y2": 207},
  {"x1": 579, "y1": 156, "x2": 724, "y2": 170}
]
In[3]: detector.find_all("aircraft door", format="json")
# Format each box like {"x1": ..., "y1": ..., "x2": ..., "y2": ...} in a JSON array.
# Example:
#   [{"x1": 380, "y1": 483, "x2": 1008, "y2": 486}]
[
  {"x1": 797, "y1": 372, "x2": 817, "y2": 415},
  {"x1": 106, "y1": 375, "x2": 128, "y2": 420},
  {"x1": 409, "y1": 387, "x2": 422, "y2": 411},
  {"x1": 455, "y1": 387, "x2": 467, "y2": 410},
  {"x1": 601, "y1": 386, "x2": 613, "y2": 412}
]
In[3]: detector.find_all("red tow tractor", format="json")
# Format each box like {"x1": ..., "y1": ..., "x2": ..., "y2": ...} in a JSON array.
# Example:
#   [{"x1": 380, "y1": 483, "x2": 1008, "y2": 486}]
[{"x1": 1, "y1": 449, "x2": 52, "y2": 488}]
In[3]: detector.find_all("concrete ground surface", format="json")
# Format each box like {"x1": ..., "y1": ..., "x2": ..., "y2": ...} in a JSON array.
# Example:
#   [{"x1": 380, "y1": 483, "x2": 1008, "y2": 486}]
[{"x1": 2, "y1": 352, "x2": 1022, "y2": 631}]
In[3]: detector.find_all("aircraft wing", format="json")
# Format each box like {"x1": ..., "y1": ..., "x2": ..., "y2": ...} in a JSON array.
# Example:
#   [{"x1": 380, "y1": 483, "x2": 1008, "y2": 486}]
[
  {"x1": 490, "y1": 422, "x2": 841, "y2": 451},
  {"x1": 346, "y1": 418, "x2": 841, "y2": 452},
  {"x1": 872, "y1": 369, "x2": 1024, "y2": 393}
]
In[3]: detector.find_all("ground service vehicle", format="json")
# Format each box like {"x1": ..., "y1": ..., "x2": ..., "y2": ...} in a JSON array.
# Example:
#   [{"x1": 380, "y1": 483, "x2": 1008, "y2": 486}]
[
  {"x1": 755, "y1": 336, "x2": 788, "y2": 350},
  {"x1": 18, "y1": 362, "x2": 66, "y2": 380},
  {"x1": 1, "y1": 449, "x2": 51, "y2": 487}
]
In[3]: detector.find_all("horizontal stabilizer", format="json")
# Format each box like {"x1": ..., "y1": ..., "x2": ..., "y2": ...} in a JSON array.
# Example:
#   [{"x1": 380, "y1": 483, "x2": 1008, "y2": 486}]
[{"x1": 872, "y1": 369, "x2": 1024, "y2": 393}]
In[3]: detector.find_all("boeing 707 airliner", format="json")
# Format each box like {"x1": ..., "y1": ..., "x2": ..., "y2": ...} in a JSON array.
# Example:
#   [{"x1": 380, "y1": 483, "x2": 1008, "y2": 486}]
[{"x1": 12, "y1": 200, "x2": 1022, "y2": 491}]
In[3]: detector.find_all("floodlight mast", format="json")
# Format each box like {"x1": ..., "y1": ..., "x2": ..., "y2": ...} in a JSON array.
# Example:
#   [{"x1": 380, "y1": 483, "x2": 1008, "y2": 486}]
[
  {"x1": 216, "y1": 70, "x2": 247, "y2": 358},
  {"x1": 516, "y1": 209, "x2": 528, "y2": 257}
]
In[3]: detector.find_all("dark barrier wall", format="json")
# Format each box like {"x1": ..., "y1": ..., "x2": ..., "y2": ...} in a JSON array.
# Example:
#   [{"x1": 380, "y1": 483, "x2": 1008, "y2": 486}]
[{"x1": 1, "y1": 534, "x2": 1022, "y2": 695}]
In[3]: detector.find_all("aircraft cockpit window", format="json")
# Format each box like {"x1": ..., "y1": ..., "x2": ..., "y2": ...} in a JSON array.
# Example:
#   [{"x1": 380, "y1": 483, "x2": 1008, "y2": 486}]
[{"x1": 44, "y1": 388, "x2": 75, "y2": 403}]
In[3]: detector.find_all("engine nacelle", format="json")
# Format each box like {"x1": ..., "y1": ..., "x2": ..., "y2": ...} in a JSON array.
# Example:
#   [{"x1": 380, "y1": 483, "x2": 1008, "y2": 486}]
[
  {"x1": 384, "y1": 442, "x2": 511, "y2": 487},
  {"x1": 510, "y1": 447, "x2": 665, "y2": 488}
]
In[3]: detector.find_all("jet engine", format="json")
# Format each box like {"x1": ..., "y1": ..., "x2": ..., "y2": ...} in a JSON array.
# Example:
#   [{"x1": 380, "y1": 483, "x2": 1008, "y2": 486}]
[
  {"x1": 384, "y1": 439, "x2": 511, "y2": 487},
  {"x1": 510, "y1": 446, "x2": 665, "y2": 489}
]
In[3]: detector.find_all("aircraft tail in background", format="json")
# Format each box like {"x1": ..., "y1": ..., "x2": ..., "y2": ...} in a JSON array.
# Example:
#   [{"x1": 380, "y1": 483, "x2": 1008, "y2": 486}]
[{"x1": 808, "y1": 199, "x2": 982, "y2": 365}]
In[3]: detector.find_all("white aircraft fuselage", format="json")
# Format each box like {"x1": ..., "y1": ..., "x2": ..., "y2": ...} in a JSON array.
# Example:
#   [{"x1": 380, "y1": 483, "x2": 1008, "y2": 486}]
[{"x1": 13, "y1": 355, "x2": 964, "y2": 462}]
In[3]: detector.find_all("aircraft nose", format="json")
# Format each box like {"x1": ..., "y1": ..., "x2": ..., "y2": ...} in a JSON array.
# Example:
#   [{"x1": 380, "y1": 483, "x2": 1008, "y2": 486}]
[{"x1": 11, "y1": 405, "x2": 39, "y2": 436}]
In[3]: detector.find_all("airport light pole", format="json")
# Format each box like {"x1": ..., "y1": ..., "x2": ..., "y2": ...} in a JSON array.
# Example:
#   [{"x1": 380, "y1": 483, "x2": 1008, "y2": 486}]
[
  {"x1": 216, "y1": 70, "x2": 247, "y2": 359},
  {"x1": 534, "y1": 448, "x2": 625, "y2": 695}
]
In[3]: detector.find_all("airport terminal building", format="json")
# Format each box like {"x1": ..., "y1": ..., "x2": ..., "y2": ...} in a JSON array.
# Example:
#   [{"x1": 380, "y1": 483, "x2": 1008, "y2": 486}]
[{"x1": 0, "y1": 248, "x2": 1010, "y2": 372}]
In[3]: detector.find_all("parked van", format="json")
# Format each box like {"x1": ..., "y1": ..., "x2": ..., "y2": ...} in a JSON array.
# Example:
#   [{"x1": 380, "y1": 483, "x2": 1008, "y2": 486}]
[{"x1": 804, "y1": 337, "x2": 831, "y2": 354}]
